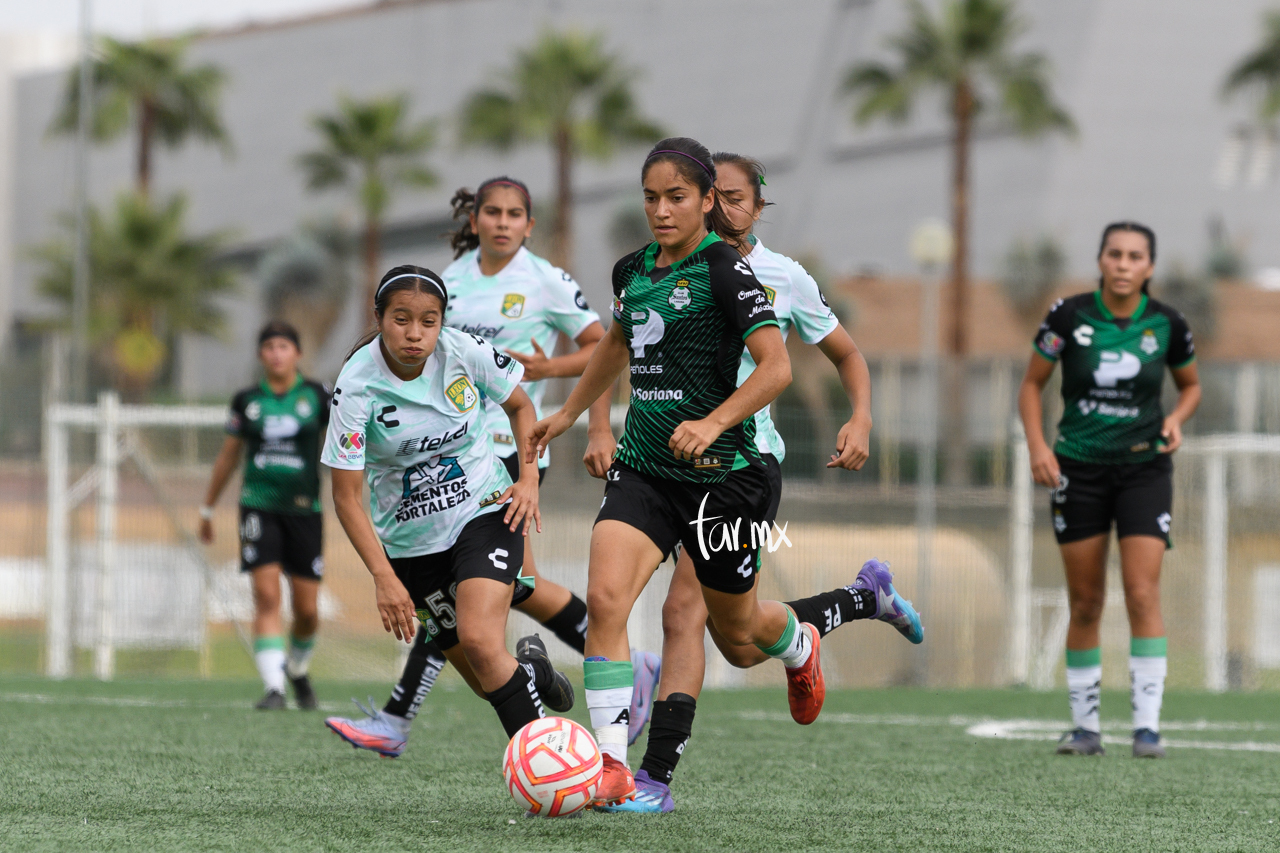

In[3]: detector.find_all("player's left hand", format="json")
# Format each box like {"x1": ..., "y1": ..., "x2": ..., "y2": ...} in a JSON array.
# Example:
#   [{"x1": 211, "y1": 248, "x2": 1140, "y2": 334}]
[
  {"x1": 669, "y1": 418, "x2": 725, "y2": 461},
  {"x1": 507, "y1": 338, "x2": 552, "y2": 381},
  {"x1": 829, "y1": 415, "x2": 872, "y2": 470},
  {"x1": 1159, "y1": 417, "x2": 1183, "y2": 453},
  {"x1": 500, "y1": 473, "x2": 541, "y2": 536}
]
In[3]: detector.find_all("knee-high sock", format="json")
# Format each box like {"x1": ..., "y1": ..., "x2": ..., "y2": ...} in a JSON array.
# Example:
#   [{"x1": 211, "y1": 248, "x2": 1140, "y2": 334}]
[
  {"x1": 1066, "y1": 647, "x2": 1102, "y2": 733},
  {"x1": 285, "y1": 633, "x2": 315, "y2": 679},
  {"x1": 1130, "y1": 637, "x2": 1167, "y2": 733},
  {"x1": 584, "y1": 657, "x2": 633, "y2": 764},
  {"x1": 540, "y1": 595, "x2": 588, "y2": 655},
  {"x1": 384, "y1": 626, "x2": 448, "y2": 721},
  {"x1": 785, "y1": 587, "x2": 876, "y2": 637},
  {"x1": 254, "y1": 635, "x2": 286, "y2": 693},
  {"x1": 486, "y1": 664, "x2": 545, "y2": 739},
  {"x1": 639, "y1": 693, "x2": 696, "y2": 785}
]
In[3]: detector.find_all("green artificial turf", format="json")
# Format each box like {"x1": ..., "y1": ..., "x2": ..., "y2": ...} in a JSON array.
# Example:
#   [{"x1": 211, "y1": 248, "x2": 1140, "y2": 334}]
[{"x1": 0, "y1": 677, "x2": 1277, "y2": 852}]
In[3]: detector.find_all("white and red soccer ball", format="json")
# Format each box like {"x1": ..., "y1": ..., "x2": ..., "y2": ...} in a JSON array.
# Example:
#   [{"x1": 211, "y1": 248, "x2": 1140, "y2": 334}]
[{"x1": 503, "y1": 716, "x2": 603, "y2": 817}]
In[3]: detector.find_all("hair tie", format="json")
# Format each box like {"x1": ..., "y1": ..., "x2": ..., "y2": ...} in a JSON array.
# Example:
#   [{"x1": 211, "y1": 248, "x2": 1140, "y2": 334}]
[
  {"x1": 375, "y1": 273, "x2": 448, "y2": 307},
  {"x1": 646, "y1": 149, "x2": 714, "y2": 179}
]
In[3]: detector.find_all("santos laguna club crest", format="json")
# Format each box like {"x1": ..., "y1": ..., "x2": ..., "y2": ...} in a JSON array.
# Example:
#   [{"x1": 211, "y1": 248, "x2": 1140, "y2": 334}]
[
  {"x1": 501, "y1": 293, "x2": 526, "y2": 318},
  {"x1": 446, "y1": 377, "x2": 478, "y2": 412}
]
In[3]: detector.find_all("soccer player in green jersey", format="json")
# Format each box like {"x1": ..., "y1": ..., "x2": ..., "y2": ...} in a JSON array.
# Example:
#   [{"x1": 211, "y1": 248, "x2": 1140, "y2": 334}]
[
  {"x1": 592, "y1": 153, "x2": 923, "y2": 812},
  {"x1": 1019, "y1": 222, "x2": 1200, "y2": 758},
  {"x1": 200, "y1": 322, "x2": 330, "y2": 710},
  {"x1": 324, "y1": 266, "x2": 573, "y2": 742},
  {"x1": 531, "y1": 137, "x2": 824, "y2": 806}
]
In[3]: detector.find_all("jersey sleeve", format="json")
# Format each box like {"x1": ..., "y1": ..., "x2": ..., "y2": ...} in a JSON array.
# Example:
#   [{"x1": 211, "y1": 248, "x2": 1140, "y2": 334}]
[
  {"x1": 225, "y1": 390, "x2": 249, "y2": 437},
  {"x1": 313, "y1": 381, "x2": 333, "y2": 429},
  {"x1": 321, "y1": 370, "x2": 371, "y2": 470},
  {"x1": 1166, "y1": 310, "x2": 1196, "y2": 368},
  {"x1": 1033, "y1": 298, "x2": 1073, "y2": 361},
  {"x1": 542, "y1": 263, "x2": 601, "y2": 339},
  {"x1": 461, "y1": 332, "x2": 526, "y2": 405},
  {"x1": 709, "y1": 246, "x2": 779, "y2": 339},
  {"x1": 784, "y1": 258, "x2": 839, "y2": 345}
]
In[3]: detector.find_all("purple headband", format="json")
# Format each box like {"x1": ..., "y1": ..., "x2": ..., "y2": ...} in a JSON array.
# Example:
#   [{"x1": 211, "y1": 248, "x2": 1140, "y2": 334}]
[{"x1": 645, "y1": 149, "x2": 714, "y2": 178}]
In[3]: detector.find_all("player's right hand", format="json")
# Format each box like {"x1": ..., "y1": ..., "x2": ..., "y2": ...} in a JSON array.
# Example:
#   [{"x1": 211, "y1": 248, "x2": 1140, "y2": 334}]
[
  {"x1": 373, "y1": 572, "x2": 417, "y2": 643},
  {"x1": 1029, "y1": 444, "x2": 1061, "y2": 488},
  {"x1": 199, "y1": 519, "x2": 214, "y2": 544},
  {"x1": 583, "y1": 429, "x2": 616, "y2": 479},
  {"x1": 526, "y1": 411, "x2": 573, "y2": 464}
]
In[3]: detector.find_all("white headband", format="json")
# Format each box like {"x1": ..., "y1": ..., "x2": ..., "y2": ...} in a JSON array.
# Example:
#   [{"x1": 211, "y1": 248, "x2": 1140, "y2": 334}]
[{"x1": 375, "y1": 272, "x2": 448, "y2": 305}]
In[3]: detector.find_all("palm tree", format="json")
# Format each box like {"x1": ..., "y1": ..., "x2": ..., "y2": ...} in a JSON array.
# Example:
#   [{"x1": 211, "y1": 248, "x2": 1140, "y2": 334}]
[
  {"x1": 258, "y1": 221, "x2": 354, "y2": 370},
  {"x1": 1223, "y1": 11, "x2": 1280, "y2": 122},
  {"x1": 298, "y1": 94, "x2": 437, "y2": 309},
  {"x1": 34, "y1": 192, "x2": 235, "y2": 397},
  {"x1": 459, "y1": 30, "x2": 664, "y2": 272},
  {"x1": 844, "y1": 0, "x2": 1073, "y2": 483},
  {"x1": 50, "y1": 35, "x2": 229, "y2": 196}
]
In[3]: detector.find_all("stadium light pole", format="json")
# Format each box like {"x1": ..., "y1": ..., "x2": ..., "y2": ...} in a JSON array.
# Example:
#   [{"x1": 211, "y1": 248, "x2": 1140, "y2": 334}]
[
  {"x1": 70, "y1": 0, "x2": 93, "y2": 403},
  {"x1": 909, "y1": 219, "x2": 952, "y2": 686}
]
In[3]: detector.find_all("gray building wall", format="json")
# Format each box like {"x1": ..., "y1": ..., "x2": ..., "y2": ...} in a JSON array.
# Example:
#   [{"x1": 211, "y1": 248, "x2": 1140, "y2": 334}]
[{"x1": 8, "y1": 0, "x2": 1279, "y2": 396}]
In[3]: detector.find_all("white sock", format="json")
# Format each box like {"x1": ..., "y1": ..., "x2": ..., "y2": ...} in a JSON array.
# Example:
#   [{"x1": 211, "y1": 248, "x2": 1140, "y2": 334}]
[
  {"x1": 285, "y1": 634, "x2": 315, "y2": 679},
  {"x1": 1066, "y1": 664, "x2": 1102, "y2": 733},
  {"x1": 762, "y1": 612, "x2": 812, "y2": 669},
  {"x1": 255, "y1": 645, "x2": 287, "y2": 694},
  {"x1": 1130, "y1": 655, "x2": 1167, "y2": 733},
  {"x1": 587, "y1": 686, "x2": 632, "y2": 764}
]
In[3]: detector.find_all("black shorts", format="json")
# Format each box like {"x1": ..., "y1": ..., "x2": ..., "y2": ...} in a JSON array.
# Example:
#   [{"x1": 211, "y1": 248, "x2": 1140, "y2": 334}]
[
  {"x1": 387, "y1": 509, "x2": 528, "y2": 650},
  {"x1": 762, "y1": 453, "x2": 782, "y2": 525},
  {"x1": 1050, "y1": 453, "x2": 1173, "y2": 546},
  {"x1": 595, "y1": 460, "x2": 774, "y2": 595},
  {"x1": 239, "y1": 507, "x2": 324, "y2": 580},
  {"x1": 500, "y1": 454, "x2": 548, "y2": 485}
]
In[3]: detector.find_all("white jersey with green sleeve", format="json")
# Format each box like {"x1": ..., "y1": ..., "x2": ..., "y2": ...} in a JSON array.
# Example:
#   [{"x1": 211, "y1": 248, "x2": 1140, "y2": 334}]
[
  {"x1": 320, "y1": 327, "x2": 525, "y2": 558},
  {"x1": 442, "y1": 246, "x2": 600, "y2": 467},
  {"x1": 736, "y1": 240, "x2": 839, "y2": 462}
]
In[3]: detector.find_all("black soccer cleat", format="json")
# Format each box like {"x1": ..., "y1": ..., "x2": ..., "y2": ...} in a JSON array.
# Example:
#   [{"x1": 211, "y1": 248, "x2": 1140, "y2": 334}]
[
  {"x1": 1132, "y1": 728, "x2": 1166, "y2": 759},
  {"x1": 515, "y1": 634, "x2": 575, "y2": 713},
  {"x1": 1055, "y1": 727, "x2": 1105, "y2": 755},
  {"x1": 255, "y1": 689, "x2": 286, "y2": 711},
  {"x1": 289, "y1": 673, "x2": 319, "y2": 710}
]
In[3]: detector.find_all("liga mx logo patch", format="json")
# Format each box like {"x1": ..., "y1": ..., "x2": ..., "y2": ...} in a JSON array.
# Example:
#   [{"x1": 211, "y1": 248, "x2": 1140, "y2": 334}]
[
  {"x1": 339, "y1": 432, "x2": 363, "y2": 451},
  {"x1": 501, "y1": 293, "x2": 526, "y2": 318},
  {"x1": 446, "y1": 377, "x2": 478, "y2": 412}
]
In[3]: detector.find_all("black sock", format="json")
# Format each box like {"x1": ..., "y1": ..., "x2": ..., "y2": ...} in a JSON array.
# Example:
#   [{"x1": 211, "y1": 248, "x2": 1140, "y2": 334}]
[
  {"x1": 786, "y1": 586, "x2": 875, "y2": 637},
  {"x1": 638, "y1": 693, "x2": 696, "y2": 786},
  {"x1": 485, "y1": 664, "x2": 545, "y2": 738},
  {"x1": 384, "y1": 626, "x2": 449, "y2": 719},
  {"x1": 540, "y1": 595, "x2": 588, "y2": 655}
]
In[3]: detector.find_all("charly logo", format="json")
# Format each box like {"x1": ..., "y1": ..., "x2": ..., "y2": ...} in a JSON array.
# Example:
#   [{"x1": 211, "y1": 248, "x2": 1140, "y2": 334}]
[
  {"x1": 688, "y1": 493, "x2": 793, "y2": 561},
  {"x1": 1140, "y1": 329, "x2": 1159, "y2": 354},
  {"x1": 668, "y1": 280, "x2": 691, "y2": 310},
  {"x1": 1073, "y1": 324, "x2": 1094, "y2": 347},
  {"x1": 446, "y1": 377, "x2": 478, "y2": 412},
  {"x1": 501, "y1": 293, "x2": 526, "y2": 319},
  {"x1": 630, "y1": 308, "x2": 665, "y2": 358}
]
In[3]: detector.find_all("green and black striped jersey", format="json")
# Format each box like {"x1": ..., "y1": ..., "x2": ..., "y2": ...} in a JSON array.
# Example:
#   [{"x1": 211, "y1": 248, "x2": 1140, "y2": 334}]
[
  {"x1": 610, "y1": 232, "x2": 779, "y2": 483},
  {"x1": 227, "y1": 374, "x2": 330, "y2": 514},
  {"x1": 1034, "y1": 291, "x2": 1195, "y2": 464}
]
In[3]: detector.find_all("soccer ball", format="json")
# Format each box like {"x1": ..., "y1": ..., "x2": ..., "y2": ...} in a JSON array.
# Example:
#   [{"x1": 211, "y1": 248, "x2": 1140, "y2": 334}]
[{"x1": 503, "y1": 716, "x2": 603, "y2": 817}]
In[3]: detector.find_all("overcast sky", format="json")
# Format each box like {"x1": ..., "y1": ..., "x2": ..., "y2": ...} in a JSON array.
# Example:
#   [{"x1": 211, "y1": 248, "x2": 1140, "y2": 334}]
[{"x1": 1, "y1": 0, "x2": 362, "y2": 38}]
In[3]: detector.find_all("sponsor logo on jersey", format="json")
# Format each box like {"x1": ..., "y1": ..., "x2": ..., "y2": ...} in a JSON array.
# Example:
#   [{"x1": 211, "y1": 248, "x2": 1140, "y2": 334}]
[
  {"x1": 762, "y1": 285, "x2": 777, "y2": 305},
  {"x1": 669, "y1": 281, "x2": 691, "y2": 310},
  {"x1": 262, "y1": 414, "x2": 300, "y2": 441},
  {"x1": 493, "y1": 349, "x2": 513, "y2": 370},
  {"x1": 1077, "y1": 399, "x2": 1140, "y2": 418},
  {"x1": 1073, "y1": 324, "x2": 1094, "y2": 347},
  {"x1": 401, "y1": 455, "x2": 464, "y2": 498},
  {"x1": 295, "y1": 398, "x2": 313, "y2": 418},
  {"x1": 574, "y1": 290, "x2": 589, "y2": 310},
  {"x1": 631, "y1": 364, "x2": 663, "y2": 374},
  {"x1": 492, "y1": 433, "x2": 514, "y2": 445},
  {"x1": 445, "y1": 377, "x2": 478, "y2": 412},
  {"x1": 396, "y1": 422, "x2": 470, "y2": 456},
  {"x1": 478, "y1": 489, "x2": 505, "y2": 507},
  {"x1": 396, "y1": 456, "x2": 472, "y2": 522},
  {"x1": 339, "y1": 432, "x2": 364, "y2": 451},
  {"x1": 692, "y1": 456, "x2": 721, "y2": 469},
  {"x1": 1140, "y1": 329, "x2": 1159, "y2": 354},
  {"x1": 455, "y1": 322, "x2": 504, "y2": 339},
  {"x1": 632, "y1": 387, "x2": 683, "y2": 402},
  {"x1": 1093, "y1": 350, "x2": 1141, "y2": 387},
  {"x1": 629, "y1": 309, "x2": 665, "y2": 358},
  {"x1": 1039, "y1": 329, "x2": 1065, "y2": 355},
  {"x1": 501, "y1": 293, "x2": 526, "y2": 318},
  {"x1": 376, "y1": 405, "x2": 400, "y2": 428},
  {"x1": 749, "y1": 302, "x2": 772, "y2": 318}
]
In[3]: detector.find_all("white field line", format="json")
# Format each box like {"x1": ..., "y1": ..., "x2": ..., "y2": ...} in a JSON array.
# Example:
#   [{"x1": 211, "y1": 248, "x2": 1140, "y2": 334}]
[
  {"x1": 737, "y1": 710, "x2": 1280, "y2": 753},
  {"x1": 0, "y1": 692, "x2": 349, "y2": 712}
]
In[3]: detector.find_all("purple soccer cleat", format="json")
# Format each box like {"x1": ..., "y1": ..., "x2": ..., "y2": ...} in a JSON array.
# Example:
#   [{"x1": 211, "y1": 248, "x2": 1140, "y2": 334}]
[
  {"x1": 628, "y1": 648, "x2": 662, "y2": 746},
  {"x1": 851, "y1": 559, "x2": 924, "y2": 644},
  {"x1": 595, "y1": 769, "x2": 675, "y2": 813}
]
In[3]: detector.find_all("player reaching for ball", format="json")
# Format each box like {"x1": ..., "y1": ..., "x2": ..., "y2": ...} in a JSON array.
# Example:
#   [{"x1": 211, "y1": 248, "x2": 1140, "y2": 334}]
[
  {"x1": 324, "y1": 177, "x2": 660, "y2": 757},
  {"x1": 1019, "y1": 222, "x2": 1199, "y2": 758},
  {"x1": 199, "y1": 321, "x2": 329, "y2": 711},
  {"x1": 590, "y1": 153, "x2": 924, "y2": 812},
  {"x1": 529, "y1": 137, "x2": 823, "y2": 807},
  {"x1": 323, "y1": 265, "x2": 574, "y2": 741}
]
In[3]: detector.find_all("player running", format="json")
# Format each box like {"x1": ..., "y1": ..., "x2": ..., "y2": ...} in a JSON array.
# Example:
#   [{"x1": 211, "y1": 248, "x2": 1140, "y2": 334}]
[
  {"x1": 594, "y1": 152, "x2": 923, "y2": 812},
  {"x1": 530, "y1": 137, "x2": 822, "y2": 806},
  {"x1": 324, "y1": 265, "x2": 573, "y2": 741},
  {"x1": 1019, "y1": 222, "x2": 1199, "y2": 759},
  {"x1": 324, "y1": 177, "x2": 659, "y2": 757},
  {"x1": 200, "y1": 321, "x2": 329, "y2": 711}
]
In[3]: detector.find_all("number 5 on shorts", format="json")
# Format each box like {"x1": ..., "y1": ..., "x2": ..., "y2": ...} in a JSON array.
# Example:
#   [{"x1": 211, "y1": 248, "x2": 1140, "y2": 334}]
[{"x1": 425, "y1": 591, "x2": 456, "y2": 629}]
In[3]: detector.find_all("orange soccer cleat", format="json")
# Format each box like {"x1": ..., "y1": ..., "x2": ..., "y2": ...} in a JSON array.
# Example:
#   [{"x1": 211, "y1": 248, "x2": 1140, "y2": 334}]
[
  {"x1": 591, "y1": 754, "x2": 637, "y2": 807},
  {"x1": 785, "y1": 623, "x2": 825, "y2": 725}
]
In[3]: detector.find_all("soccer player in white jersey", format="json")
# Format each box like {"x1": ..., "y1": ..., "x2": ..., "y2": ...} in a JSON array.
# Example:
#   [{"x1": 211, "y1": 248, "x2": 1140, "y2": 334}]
[
  {"x1": 593, "y1": 152, "x2": 923, "y2": 813},
  {"x1": 323, "y1": 266, "x2": 574, "y2": 741},
  {"x1": 325, "y1": 178, "x2": 659, "y2": 757}
]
